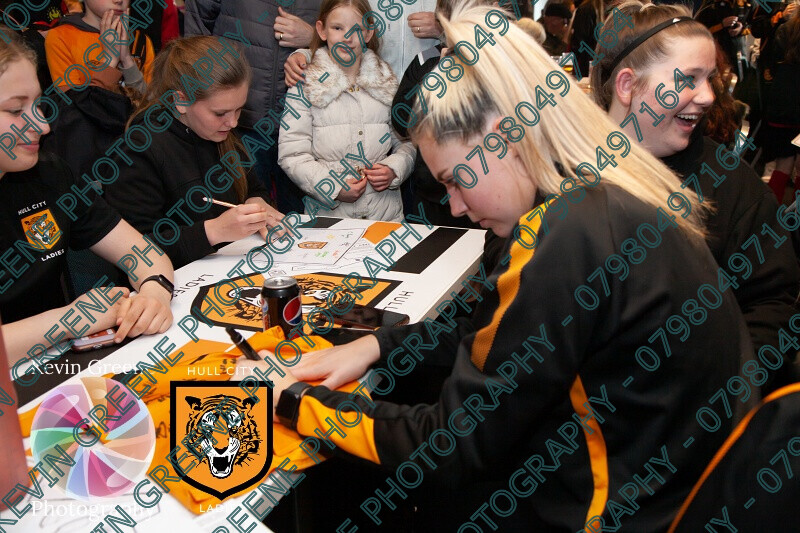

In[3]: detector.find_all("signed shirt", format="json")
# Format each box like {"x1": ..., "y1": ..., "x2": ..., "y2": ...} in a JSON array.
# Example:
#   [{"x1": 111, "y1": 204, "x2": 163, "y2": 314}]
[{"x1": 0, "y1": 152, "x2": 120, "y2": 323}]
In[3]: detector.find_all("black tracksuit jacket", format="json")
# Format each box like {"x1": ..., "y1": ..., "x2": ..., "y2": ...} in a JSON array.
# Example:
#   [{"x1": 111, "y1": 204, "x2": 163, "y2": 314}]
[
  {"x1": 294, "y1": 184, "x2": 749, "y2": 532},
  {"x1": 663, "y1": 130, "x2": 800, "y2": 389}
]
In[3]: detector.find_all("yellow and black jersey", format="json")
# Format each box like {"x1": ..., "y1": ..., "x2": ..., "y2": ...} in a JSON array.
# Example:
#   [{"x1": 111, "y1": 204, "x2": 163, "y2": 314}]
[{"x1": 294, "y1": 184, "x2": 750, "y2": 531}]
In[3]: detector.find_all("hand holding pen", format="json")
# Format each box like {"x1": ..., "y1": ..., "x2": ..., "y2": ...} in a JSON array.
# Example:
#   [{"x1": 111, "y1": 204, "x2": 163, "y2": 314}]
[
  {"x1": 226, "y1": 326, "x2": 264, "y2": 361},
  {"x1": 227, "y1": 327, "x2": 298, "y2": 394},
  {"x1": 202, "y1": 197, "x2": 286, "y2": 245}
]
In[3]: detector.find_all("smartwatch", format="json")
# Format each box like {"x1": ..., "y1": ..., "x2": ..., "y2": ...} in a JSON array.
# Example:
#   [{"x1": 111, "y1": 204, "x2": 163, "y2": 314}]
[
  {"x1": 276, "y1": 382, "x2": 313, "y2": 430},
  {"x1": 140, "y1": 275, "x2": 174, "y2": 300}
]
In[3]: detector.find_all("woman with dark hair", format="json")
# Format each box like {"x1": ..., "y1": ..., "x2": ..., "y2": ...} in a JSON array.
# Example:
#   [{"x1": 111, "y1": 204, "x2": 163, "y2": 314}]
[{"x1": 105, "y1": 36, "x2": 284, "y2": 269}]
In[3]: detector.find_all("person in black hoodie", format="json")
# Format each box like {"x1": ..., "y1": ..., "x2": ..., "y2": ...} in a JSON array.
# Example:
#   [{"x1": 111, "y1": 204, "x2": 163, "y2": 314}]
[
  {"x1": 590, "y1": 3, "x2": 800, "y2": 391},
  {"x1": 391, "y1": 0, "x2": 505, "y2": 276},
  {"x1": 393, "y1": 48, "x2": 477, "y2": 230},
  {"x1": 105, "y1": 36, "x2": 285, "y2": 269}
]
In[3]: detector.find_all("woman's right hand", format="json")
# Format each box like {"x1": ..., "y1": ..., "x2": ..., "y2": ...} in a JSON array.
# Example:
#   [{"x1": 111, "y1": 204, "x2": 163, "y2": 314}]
[
  {"x1": 205, "y1": 203, "x2": 269, "y2": 246},
  {"x1": 291, "y1": 334, "x2": 382, "y2": 389},
  {"x1": 284, "y1": 53, "x2": 307, "y2": 87},
  {"x1": 336, "y1": 177, "x2": 367, "y2": 203}
]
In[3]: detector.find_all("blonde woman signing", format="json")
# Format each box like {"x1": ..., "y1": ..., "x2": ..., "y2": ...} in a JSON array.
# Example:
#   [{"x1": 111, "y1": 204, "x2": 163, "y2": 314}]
[{"x1": 241, "y1": 3, "x2": 747, "y2": 530}]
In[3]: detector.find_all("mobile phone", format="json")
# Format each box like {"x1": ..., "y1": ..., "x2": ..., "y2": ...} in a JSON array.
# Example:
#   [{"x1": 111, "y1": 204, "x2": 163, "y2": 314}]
[
  {"x1": 72, "y1": 329, "x2": 117, "y2": 352},
  {"x1": 320, "y1": 327, "x2": 374, "y2": 345},
  {"x1": 313, "y1": 304, "x2": 409, "y2": 330}
]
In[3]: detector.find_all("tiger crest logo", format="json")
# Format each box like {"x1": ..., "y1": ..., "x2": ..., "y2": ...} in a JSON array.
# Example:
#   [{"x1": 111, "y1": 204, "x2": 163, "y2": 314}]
[
  {"x1": 191, "y1": 272, "x2": 401, "y2": 331},
  {"x1": 171, "y1": 382, "x2": 273, "y2": 499},
  {"x1": 21, "y1": 210, "x2": 61, "y2": 250}
]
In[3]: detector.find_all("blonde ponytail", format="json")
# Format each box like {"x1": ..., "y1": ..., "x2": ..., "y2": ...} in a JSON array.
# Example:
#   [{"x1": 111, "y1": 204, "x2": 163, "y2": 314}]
[{"x1": 410, "y1": 2, "x2": 707, "y2": 242}]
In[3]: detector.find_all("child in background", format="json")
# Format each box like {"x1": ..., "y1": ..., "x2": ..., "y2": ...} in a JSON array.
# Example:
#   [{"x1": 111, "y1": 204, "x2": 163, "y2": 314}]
[
  {"x1": 278, "y1": 0, "x2": 415, "y2": 222},
  {"x1": 45, "y1": 0, "x2": 153, "y2": 93}
]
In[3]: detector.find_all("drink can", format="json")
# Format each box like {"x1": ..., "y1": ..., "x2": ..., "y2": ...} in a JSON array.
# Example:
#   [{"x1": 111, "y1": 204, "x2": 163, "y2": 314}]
[{"x1": 261, "y1": 276, "x2": 302, "y2": 338}]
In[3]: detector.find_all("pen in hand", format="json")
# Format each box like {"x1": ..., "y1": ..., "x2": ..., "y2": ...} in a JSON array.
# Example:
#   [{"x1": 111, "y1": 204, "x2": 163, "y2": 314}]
[
  {"x1": 203, "y1": 196, "x2": 238, "y2": 209},
  {"x1": 204, "y1": 196, "x2": 286, "y2": 244},
  {"x1": 226, "y1": 326, "x2": 262, "y2": 361}
]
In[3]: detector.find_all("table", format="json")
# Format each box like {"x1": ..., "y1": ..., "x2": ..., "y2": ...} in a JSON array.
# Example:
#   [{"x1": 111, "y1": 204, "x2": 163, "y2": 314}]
[{"x1": 9, "y1": 217, "x2": 485, "y2": 533}]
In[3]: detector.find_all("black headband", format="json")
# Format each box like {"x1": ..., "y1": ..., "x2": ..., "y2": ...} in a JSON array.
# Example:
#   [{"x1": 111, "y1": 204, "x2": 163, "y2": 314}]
[{"x1": 601, "y1": 16, "x2": 694, "y2": 86}]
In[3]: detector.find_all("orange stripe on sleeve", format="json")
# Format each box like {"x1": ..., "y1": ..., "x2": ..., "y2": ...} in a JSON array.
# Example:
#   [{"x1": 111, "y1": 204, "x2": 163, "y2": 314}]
[
  {"x1": 570, "y1": 375, "x2": 609, "y2": 530},
  {"x1": 297, "y1": 394, "x2": 381, "y2": 464},
  {"x1": 470, "y1": 202, "x2": 549, "y2": 372}
]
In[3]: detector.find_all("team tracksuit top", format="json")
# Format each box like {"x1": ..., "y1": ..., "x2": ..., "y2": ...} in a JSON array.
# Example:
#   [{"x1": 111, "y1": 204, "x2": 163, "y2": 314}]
[{"x1": 294, "y1": 184, "x2": 749, "y2": 531}]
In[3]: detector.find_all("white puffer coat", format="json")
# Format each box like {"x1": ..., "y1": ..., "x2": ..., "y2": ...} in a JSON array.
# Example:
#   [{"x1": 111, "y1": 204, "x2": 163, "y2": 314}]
[{"x1": 278, "y1": 47, "x2": 416, "y2": 222}]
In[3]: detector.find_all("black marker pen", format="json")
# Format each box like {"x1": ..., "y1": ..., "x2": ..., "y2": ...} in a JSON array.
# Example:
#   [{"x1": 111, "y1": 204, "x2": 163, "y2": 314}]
[{"x1": 225, "y1": 326, "x2": 262, "y2": 361}]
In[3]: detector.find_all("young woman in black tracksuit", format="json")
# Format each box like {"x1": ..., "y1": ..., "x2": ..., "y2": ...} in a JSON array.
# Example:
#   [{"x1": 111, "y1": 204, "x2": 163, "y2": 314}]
[
  {"x1": 105, "y1": 36, "x2": 284, "y2": 269},
  {"x1": 0, "y1": 30, "x2": 174, "y2": 363},
  {"x1": 239, "y1": 5, "x2": 754, "y2": 531},
  {"x1": 590, "y1": 3, "x2": 799, "y2": 391}
]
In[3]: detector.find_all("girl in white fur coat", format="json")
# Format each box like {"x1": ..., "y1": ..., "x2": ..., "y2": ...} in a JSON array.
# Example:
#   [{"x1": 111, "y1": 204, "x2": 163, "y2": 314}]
[{"x1": 278, "y1": 0, "x2": 416, "y2": 222}]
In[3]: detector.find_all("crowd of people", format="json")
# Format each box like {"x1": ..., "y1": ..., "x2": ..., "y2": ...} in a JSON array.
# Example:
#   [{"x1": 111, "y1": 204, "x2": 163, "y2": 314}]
[{"x1": 1, "y1": 0, "x2": 799, "y2": 530}]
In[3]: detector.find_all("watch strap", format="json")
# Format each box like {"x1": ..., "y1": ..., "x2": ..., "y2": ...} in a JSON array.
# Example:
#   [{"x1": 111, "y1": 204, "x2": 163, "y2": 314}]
[
  {"x1": 140, "y1": 275, "x2": 174, "y2": 300},
  {"x1": 277, "y1": 382, "x2": 313, "y2": 431}
]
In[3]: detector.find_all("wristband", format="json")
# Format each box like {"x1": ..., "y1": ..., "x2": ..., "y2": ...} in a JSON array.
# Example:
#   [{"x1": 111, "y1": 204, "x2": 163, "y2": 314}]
[
  {"x1": 140, "y1": 275, "x2": 174, "y2": 300},
  {"x1": 276, "y1": 382, "x2": 313, "y2": 430}
]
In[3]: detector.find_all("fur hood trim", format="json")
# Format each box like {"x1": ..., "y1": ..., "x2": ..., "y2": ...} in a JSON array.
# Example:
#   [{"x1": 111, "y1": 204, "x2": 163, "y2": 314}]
[{"x1": 304, "y1": 48, "x2": 398, "y2": 108}]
